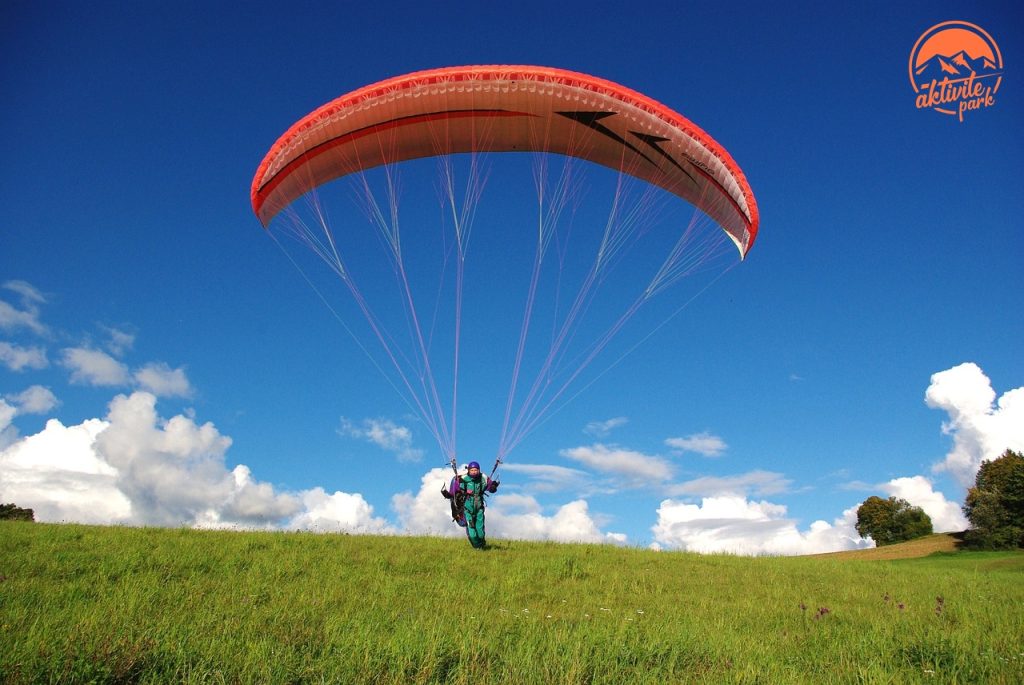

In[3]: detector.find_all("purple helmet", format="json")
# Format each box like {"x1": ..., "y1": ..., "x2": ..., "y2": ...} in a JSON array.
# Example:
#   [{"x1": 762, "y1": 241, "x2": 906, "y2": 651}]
[{"x1": 467, "y1": 461, "x2": 481, "y2": 470}]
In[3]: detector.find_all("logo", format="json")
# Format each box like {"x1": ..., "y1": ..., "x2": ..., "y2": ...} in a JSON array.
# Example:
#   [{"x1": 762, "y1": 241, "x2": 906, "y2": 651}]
[{"x1": 909, "y1": 21, "x2": 1003, "y2": 122}]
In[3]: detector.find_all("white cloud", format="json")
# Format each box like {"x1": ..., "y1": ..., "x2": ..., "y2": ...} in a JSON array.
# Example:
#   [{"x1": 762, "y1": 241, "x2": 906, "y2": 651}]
[
  {"x1": 0, "y1": 341, "x2": 48, "y2": 371},
  {"x1": 0, "y1": 391, "x2": 401, "y2": 534},
  {"x1": 0, "y1": 300, "x2": 47, "y2": 337},
  {"x1": 489, "y1": 498, "x2": 628, "y2": 544},
  {"x1": 339, "y1": 416, "x2": 423, "y2": 462},
  {"x1": 500, "y1": 463, "x2": 590, "y2": 493},
  {"x1": 92, "y1": 392, "x2": 237, "y2": 526},
  {"x1": 925, "y1": 362, "x2": 1024, "y2": 487},
  {"x1": 0, "y1": 416, "x2": 131, "y2": 523},
  {"x1": 194, "y1": 465, "x2": 304, "y2": 530},
  {"x1": 489, "y1": 492, "x2": 543, "y2": 514},
  {"x1": 392, "y1": 467, "x2": 627, "y2": 544},
  {"x1": 3, "y1": 280, "x2": 46, "y2": 305},
  {"x1": 59, "y1": 348, "x2": 193, "y2": 398},
  {"x1": 666, "y1": 470, "x2": 792, "y2": 497},
  {"x1": 584, "y1": 417, "x2": 628, "y2": 438},
  {"x1": 287, "y1": 487, "x2": 394, "y2": 534},
  {"x1": 61, "y1": 347, "x2": 130, "y2": 386},
  {"x1": 134, "y1": 362, "x2": 192, "y2": 398},
  {"x1": 392, "y1": 467, "x2": 466, "y2": 537},
  {"x1": 882, "y1": 476, "x2": 968, "y2": 533},
  {"x1": 652, "y1": 495, "x2": 871, "y2": 556},
  {"x1": 560, "y1": 443, "x2": 672, "y2": 480},
  {"x1": 0, "y1": 281, "x2": 48, "y2": 336},
  {"x1": 499, "y1": 496, "x2": 621, "y2": 543},
  {"x1": 5, "y1": 385, "x2": 59, "y2": 414},
  {"x1": 665, "y1": 431, "x2": 727, "y2": 457},
  {"x1": 101, "y1": 325, "x2": 135, "y2": 357}
]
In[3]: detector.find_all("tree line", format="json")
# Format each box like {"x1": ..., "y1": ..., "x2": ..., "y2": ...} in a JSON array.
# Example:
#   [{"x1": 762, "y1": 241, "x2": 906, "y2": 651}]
[{"x1": 0, "y1": 503, "x2": 35, "y2": 521}]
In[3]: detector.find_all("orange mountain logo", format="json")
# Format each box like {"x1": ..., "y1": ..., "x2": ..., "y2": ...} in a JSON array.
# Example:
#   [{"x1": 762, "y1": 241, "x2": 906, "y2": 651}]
[{"x1": 909, "y1": 21, "x2": 1003, "y2": 122}]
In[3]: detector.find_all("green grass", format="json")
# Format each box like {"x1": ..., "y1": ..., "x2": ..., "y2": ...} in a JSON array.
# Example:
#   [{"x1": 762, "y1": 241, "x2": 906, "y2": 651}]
[{"x1": 2, "y1": 522, "x2": 1022, "y2": 684}]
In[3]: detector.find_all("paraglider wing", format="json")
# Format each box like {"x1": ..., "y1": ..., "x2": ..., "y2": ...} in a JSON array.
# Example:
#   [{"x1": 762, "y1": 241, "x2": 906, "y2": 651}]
[{"x1": 251, "y1": 65, "x2": 759, "y2": 257}]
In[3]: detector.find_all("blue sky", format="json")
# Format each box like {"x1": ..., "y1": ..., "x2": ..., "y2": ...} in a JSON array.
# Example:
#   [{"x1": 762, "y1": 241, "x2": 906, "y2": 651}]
[{"x1": 2, "y1": 1, "x2": 1022, "y2": 553}]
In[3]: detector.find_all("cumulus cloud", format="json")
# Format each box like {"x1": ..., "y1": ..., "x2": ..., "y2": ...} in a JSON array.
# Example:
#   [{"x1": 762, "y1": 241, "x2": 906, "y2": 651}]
[
  {"x1": 584, "y1": 417, "x2": 628, "y2": 438},
  {"x1": 489, "y1": 498, "x2": 628, "y2": 544},
  {"x1": 666, "y1": 470, "x2": 792, "y2": 497},
  {"x1": 926, "y1": 362, "x2": 1024, "y2": 487},
  {"x1": 882, "y1": 475, "x2": 968, "y2": 533},
  {"x1": 288, "y1": 487, "x2": 393, "y2": 534},
  {"x1": 392, "y1": 467, "x2": 468, "y2": 537},
  {"x1": 0, "y1": 388, "x2": 59, "y2": 449},
  {"x1": 665, "y1": 431, "x2": 727, "y2": 457},
  {"x1": 0, "y1": 341, "x2": 48, "y2": 371},
  {"x1": 61, "y1": 347, "x2": 130, "y2": 386},
  {"x1": 92, "y1": 392, "x2": 239, "y2": 525},
  {"x1": 191, "y1": 465, "x2": 303, "y2": 529},
  {"x1": 560, "y1": 443, "x2": 672, "y2": 481},
  {"x1": 134, "y1": 362, "x2": 192, "y2": 398},
  {"x1": 652, "y1": 496, "x2": 871, "y2": 556},
  {"x1": 4, "y1": 385, "x2": 59, "y2": 414},
  {"x1": 339, "y1": 416, "x2": 423, "y2": 462},
  {"x1": 0, "y1": 416, "x2": 131, "y2": 523},
  {"x1": 392, "y1": 467, "x2": 627, "y2": 544},
  {"x1": 0, "y1": 391, "x2": 396, "y2": 533}
]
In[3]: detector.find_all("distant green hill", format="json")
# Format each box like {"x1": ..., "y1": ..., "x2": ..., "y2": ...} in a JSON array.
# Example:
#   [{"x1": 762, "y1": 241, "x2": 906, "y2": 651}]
[{"x1": 2, "y1": 522, "x2": 1022, "y2": 684}]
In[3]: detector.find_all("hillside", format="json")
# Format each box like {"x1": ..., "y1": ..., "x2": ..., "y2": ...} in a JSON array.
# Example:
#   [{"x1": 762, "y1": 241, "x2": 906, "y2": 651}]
[
  {"x1": 811, "y1": 532, "x2": 966, "y2": 560},
  {"x1": 2, "y1": 522, "x2": 1022, "y2": 684}
]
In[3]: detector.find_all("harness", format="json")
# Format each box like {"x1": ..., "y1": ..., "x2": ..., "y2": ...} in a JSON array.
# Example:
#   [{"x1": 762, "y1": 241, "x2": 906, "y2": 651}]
[{"x1": 450, "y1": 487, "x2": 467, "y2": 526}]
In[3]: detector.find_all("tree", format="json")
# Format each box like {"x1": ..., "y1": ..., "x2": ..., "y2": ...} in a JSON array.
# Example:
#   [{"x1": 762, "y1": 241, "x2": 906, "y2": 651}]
[
  {"x1": 0, "y1": 503, "x2": 35, "y2": 522},
  {"x1": 856, "y1": 496, "x2": 933, "y2": 546},
  {"x1": 963, "y1": 449, "x2": 1024, "y2": 549}
]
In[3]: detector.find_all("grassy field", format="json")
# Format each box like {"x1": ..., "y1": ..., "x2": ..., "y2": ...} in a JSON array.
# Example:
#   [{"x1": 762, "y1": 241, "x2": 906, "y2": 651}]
[{"x1": 1, "y1": 522, "x2": 1022, "y2": 684}]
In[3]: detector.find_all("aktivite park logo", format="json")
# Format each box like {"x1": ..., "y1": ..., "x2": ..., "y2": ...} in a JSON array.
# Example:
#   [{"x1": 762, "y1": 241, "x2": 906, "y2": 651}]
[{"x1": 909, "y1": 21, "x2": 1003, "y2": 122}]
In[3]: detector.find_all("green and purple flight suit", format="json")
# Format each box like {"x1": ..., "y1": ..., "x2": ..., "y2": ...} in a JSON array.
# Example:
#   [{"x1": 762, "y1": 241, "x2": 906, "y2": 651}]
[{"x1": 444, "y1": 467, "x2": 499, "y2": 548}]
